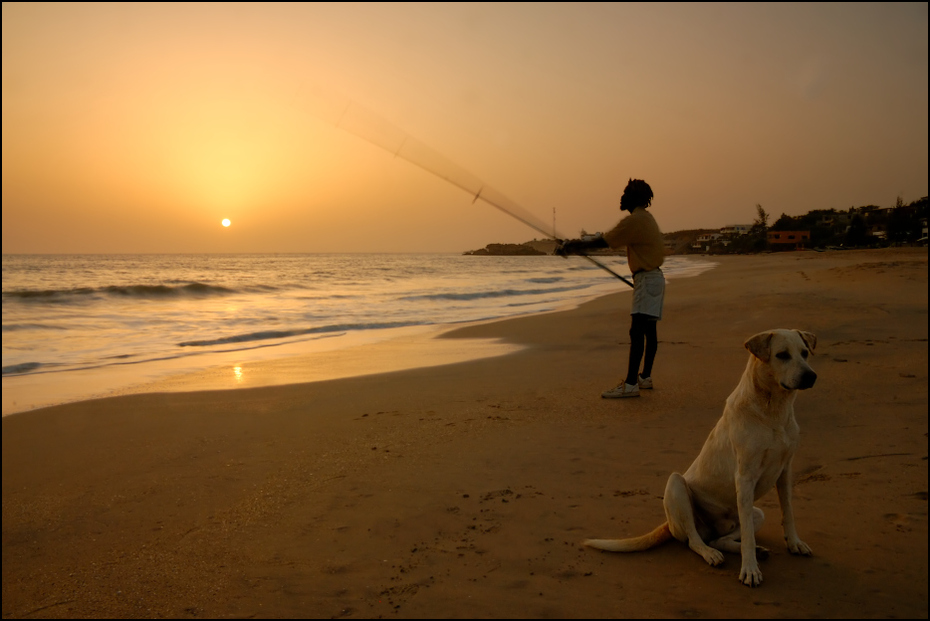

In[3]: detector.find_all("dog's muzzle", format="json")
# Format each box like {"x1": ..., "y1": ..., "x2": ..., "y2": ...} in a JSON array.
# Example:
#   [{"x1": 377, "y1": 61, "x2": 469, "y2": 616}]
[{"x1": 797, "y1": 370, "x2": 817, "y2": 390}]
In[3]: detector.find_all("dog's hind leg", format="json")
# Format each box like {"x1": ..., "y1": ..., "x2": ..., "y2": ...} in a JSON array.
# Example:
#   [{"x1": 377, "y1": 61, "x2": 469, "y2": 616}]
[
  {"x1": 708, "y1": 508, "x2": 769, "y2": 560},
  {"x1": 664, "y1": 473, "x2": 724, "y2": 566}
]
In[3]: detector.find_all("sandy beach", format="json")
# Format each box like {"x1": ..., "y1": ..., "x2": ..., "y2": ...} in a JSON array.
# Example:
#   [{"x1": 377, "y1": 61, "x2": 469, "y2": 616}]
[{"x1": 2, "y1": 248, "x2": 927, "y2": 618}]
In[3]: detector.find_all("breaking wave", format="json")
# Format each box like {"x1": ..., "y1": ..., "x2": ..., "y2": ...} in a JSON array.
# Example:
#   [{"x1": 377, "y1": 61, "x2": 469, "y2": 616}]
[
  {"x1": 178, "y1": 321, "x2": 425, "y2": 348},
  {"x1": 400, "y1": 284, "x2": 588, "y2": 302},
  {"x1": 2, "y1": 362, "x2": 47, "y2": 376},
  {"x1": 3, "y1": 282, "x2": 238, "y2": 301}
]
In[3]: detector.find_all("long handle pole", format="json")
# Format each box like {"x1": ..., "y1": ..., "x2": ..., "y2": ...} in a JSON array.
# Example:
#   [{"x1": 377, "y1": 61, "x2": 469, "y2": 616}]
[
  {"x1": 580, "y1": 254, "x2": 634, "y2": 287},
  {"x1": 467, "y1": 187, "x2": 633, "y2": 288},
  {"x1": 304, "y1": 91, "x2": 634, "y2": 288}
]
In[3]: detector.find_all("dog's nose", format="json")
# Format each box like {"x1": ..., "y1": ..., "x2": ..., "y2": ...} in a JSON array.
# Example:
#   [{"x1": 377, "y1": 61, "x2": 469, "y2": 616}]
[{"x1": 798, "y1": 370, "x2": 817, "y2": 390}]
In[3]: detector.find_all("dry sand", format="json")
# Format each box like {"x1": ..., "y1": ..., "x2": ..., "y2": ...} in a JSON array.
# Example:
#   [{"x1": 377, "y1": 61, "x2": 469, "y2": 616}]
[{"x1": 2, "y1": 248, "x2": 927, "y2": 619}]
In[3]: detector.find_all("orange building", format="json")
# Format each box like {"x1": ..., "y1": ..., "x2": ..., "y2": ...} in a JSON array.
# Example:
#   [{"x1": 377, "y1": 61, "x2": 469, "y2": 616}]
[{"x1": 767, "y1": 230, "x2": 811, "y2": 250}]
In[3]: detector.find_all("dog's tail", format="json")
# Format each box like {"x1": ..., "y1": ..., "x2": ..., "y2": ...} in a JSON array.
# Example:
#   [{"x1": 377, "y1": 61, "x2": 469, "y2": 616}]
[{"x1": 583, "y1": 522, "x2": 672, "y2": 552}]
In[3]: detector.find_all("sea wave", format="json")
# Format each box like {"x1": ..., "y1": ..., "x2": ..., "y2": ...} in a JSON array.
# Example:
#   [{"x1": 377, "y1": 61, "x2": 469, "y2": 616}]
[
  {"x1": 2, "y1": 362, "x2": 47, "y2": 376},
  {"x1": 3, "y1": 329, "x2": 360, "y2": 377},
  {"x1": 3, "y1": 282, "x2": 236, "y2": 301},
  {"x1": 2, "y1": 323, "x2": 67, "y2": 332},
  {"x1": 178, "y1": 321, "x2": 425, "y2": 347},
  {"x1": 400, "y1": 284, "x2": 589, "y2": 302}
]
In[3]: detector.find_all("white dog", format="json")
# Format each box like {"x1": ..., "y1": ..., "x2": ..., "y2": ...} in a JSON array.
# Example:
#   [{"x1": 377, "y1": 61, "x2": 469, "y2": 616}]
[{"x1": 585, "y1": 329, "x2": 817, "y2": 586}]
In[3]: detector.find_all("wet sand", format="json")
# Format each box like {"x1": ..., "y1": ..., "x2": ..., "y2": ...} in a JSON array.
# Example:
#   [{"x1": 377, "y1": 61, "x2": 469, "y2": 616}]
[{"x1": 2, "y1": 248, "x2": 927, "y2": 618}]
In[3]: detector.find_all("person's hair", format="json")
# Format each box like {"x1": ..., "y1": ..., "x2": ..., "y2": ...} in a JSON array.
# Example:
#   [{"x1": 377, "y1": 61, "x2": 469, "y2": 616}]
[{"x1": 624, "y1": 179, "x2": 653, "y2": 208}]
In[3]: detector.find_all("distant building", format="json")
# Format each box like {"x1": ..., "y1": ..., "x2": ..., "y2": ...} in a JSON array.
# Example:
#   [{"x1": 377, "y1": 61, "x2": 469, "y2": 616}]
[
  {"x1": 697, "y1": 233, "x2": 721, "y2": 243},
  {"x1": 767, "y1": 230, "x2": 810, "y2": 250},
  {"x1": 818, "y1": 213, "x2": 850, "y2": 228},
  {"x1": 721, "y1": 224, "x2": 752, "y2": 236},
  {"x1": 692, "y1": 232, "x2": 723, "y2": 252}
]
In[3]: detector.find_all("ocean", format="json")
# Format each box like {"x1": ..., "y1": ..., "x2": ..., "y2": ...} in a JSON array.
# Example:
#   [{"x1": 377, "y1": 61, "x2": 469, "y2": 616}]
[{"x1": 2, "y1": 253, "x2": 715, "y2": 414}]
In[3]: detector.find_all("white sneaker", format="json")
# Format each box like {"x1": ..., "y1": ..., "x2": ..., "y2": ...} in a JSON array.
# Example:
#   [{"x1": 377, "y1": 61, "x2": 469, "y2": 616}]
[
  {"x1": 637, "y1": 375, "x2": 653, "y2": 389},
  {"x1": 602, "y1": 382, "x2": 640, "y2": 399}
]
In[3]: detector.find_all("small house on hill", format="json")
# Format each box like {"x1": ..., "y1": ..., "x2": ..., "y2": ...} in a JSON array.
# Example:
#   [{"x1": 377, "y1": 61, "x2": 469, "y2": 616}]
[{"x1": 767, "y1": 230, "x2": 810, "y2": 250}]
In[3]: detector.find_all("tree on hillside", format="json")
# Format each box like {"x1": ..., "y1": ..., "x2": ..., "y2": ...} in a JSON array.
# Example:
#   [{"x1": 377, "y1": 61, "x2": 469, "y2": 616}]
[
  {"x1": 748, "y1": 204, "x2": 769, "y2": 251},
  {"x1": 845, "y1": 214, "x2": 870, "y2": 247},
  {"x1": 771, "y1": 213, "x2": 799, "y2": 231},
  {"x1": 887, "y1": 205, "x2": 914, "y2": 243},
  {"x1": 729, "y1": 204, "x2": 770, "y2": 253}
]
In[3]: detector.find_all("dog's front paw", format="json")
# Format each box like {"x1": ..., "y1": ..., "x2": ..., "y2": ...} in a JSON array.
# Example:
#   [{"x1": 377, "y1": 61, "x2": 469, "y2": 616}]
[
  {"x1": 787, "y1": 538, "x2": 813, "y2": 556},
  {"x1": 699, "y1": 547, "x2": 725, "y2": 566},
  {"x1": 739, "y1": 562, "x2": 763, "y2": 587}
]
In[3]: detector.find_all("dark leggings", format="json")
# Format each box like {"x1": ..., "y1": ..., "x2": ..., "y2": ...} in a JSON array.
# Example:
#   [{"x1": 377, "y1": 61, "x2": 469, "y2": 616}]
[{"x1": 626, "y1": 313, "x2": 658, "y2": 385}]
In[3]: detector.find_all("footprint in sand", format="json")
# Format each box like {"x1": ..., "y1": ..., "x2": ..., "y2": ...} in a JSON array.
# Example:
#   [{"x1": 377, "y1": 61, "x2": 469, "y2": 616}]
[{"x1": 884, "y1": 513, "x2": 922, "y2": 533}]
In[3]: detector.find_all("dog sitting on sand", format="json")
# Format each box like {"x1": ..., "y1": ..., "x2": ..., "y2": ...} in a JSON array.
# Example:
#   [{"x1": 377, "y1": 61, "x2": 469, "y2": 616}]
[{"x1": 585, "y1": 329, "x2": 817, "y2": 586}]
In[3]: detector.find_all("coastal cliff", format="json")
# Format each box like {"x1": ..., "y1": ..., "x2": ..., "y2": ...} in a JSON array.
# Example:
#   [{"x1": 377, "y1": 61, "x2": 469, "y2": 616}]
[
  {"x1": 463, "y1": 242, "x2": 550, "y2": 256},
  {"x1": 464, "y1": 239, "x2": 625, "y2": 256}
]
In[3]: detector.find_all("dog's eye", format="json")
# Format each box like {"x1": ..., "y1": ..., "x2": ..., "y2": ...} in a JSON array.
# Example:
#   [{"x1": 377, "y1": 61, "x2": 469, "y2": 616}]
[
  {"x1": 801, "y1": 350, "x2": 809, "y2": 359},
  {"x1": 775, "y1": 351, "x2": 791, "y2": 360}
]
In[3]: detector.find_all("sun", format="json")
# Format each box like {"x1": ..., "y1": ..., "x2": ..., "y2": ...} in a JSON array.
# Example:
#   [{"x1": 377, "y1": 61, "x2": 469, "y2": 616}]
[{"x1": 222, "y1": 219, "x2": 231, "y2": 227}]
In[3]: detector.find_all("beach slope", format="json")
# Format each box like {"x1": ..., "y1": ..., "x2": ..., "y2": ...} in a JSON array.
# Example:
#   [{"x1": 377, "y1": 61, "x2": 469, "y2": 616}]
[{"x1": 3, "y1": 248, "x2": 927, "y2": 618}]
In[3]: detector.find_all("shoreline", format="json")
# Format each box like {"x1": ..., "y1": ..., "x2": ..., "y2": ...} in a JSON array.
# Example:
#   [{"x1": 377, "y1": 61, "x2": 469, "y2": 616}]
[
  {"x1": 3, "y1": 248, "x2": 926, "y2": 618},
  {"x1": 1, "y1": 253, "x2": 716, "y2": 418},
  {"x1": 3, "y1": 256, "x2": 651, "y2": 417},
  {"x1": 0, "y1": 324, "x2": 527, "y2": 418}
]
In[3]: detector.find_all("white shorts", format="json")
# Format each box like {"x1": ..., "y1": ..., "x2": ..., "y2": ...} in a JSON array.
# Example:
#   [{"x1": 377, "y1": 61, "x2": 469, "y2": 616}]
[{"x1": 631, "y1": 268, "x2": 665, "y2": 319}]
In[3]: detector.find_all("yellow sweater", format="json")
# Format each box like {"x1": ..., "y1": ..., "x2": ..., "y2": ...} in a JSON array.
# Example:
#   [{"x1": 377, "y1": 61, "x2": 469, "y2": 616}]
[{"x1": 602, "y1": 207, "x2": 665, "y2": 273}]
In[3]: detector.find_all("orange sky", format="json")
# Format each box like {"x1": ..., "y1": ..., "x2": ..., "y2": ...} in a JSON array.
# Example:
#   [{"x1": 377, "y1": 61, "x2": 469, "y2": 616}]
[{"x1": 3, "y1": 2, "x2": 927, "y2": 254}]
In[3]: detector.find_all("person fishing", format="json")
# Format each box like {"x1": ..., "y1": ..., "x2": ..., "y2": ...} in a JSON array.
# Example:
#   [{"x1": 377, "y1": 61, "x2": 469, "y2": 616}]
[{"x1": 556, "y1": 178, "x2": 665, "y2": 398}]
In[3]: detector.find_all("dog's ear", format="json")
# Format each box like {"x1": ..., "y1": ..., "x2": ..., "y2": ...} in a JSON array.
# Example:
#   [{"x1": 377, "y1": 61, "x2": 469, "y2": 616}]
[
  {"x1": 796, "y1": 330, "x2": 817, "y2": 352},
  {"x1": 745, "y1": 331, "x2": 773, "y2": 361}
]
